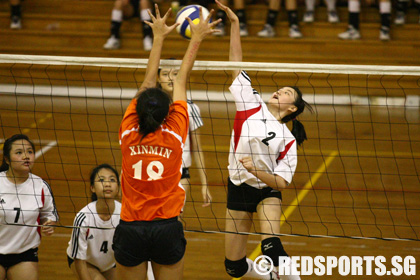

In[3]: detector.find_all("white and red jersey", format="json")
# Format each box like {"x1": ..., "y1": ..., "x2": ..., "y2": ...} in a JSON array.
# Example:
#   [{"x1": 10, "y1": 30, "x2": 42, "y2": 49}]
[
  {"x1": 182, "y1": 100, "x2": 204, "y2": 169},
  {"x1": 0, "y1": 171, "x2": 58, "y2": 254},
  {"x1": 228, "y1": 71, "x2": 297, "y2": 189},
  {"x1": 67, "y1": 201, "x2": 121, "y2": 272},
  {"x1": 119, "y1": 98, "x2": 188, "y2": 221}
]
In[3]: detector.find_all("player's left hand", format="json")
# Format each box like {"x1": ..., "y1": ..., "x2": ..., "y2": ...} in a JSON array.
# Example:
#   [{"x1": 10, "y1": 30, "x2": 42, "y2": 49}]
[{"x1": 41, "y1": 219, "x2": 55, "y2": 236}]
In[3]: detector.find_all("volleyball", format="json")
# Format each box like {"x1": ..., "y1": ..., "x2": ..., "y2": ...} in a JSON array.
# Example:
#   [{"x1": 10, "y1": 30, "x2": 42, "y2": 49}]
[{"x1": 175, "y1": 5, "x2": 211, "y2": 40}]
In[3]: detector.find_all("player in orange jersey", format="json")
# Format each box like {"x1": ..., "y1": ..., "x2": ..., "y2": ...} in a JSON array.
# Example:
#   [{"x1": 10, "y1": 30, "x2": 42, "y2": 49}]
[{"x1": 113, "y1": 4, "x2": 221, "y2": 280}]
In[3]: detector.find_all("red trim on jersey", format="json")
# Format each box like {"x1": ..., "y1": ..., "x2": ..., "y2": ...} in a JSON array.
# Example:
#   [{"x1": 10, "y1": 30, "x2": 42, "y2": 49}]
[
  {"x1": 233, "y1": 105, "x2": 262, "y2": 151},
  {"x1": 277, "y1": 140, "x2": 295, "y2": 162},
  {"x1": 86, "y1": 229, "x2": 90, "y2": 240},
  {"x1": 37, "y1": 189, "x2": 46, "y2": 237}
]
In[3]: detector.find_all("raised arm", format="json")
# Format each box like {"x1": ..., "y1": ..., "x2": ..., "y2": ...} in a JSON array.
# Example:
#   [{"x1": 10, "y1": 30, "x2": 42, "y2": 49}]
[
  {"x1": 173, "y1": 9, "x2": 221, "y2": 102},
  {"x1": 215, "y1": 0, "x2": 242, "y2": 80},
  {"x1": 136, "y1": 4, "x2": 179, "y2": 98}
]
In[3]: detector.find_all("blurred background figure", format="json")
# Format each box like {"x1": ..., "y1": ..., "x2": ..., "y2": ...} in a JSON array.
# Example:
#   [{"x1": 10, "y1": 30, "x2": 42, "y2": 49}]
[
  {"x1": 10, "y1": 0, "x2": 22, "y2": 29},
  {"x1": 103, "y1": 0, "x2": 153, "y2": 51},
  {"x1": 257, "y1": 0, "x2": 303, "y2": 38},
  {"x1": 338, "y1": 0, "x2": 391, "y2": 41},
  {"x1": 394, "y1": 0, "x2": 420, "y2": 24},
  {"x1": 302, "y1": 0, "x2": 339, "y2": 23}
]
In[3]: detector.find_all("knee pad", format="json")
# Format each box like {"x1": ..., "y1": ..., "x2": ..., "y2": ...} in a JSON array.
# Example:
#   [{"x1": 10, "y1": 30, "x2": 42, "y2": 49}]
[
  {"x1": 261, "y1": 237, "x2": 288, "y2": 266},
  {"x1": 224, "y1": 257, "x2": 248, "y2": 278}
]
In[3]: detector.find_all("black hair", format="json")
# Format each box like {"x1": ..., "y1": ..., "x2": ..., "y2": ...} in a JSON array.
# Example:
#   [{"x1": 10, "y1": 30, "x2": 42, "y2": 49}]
[
  {"x1": 281, "y1": 86, "x2": 313, "y2": 146},
  {"x1": 0, "y1": 134, "x2": 35, "y2": 172},
  {"x1": 136, "y1": 88, "x2": 172, "y2": 141},
  {"x1": 89, "y1": 163, "x2": 120, "y2": 201},
  {"x1": 157, "y1": 58, "x2": 176, "y2": 90}
]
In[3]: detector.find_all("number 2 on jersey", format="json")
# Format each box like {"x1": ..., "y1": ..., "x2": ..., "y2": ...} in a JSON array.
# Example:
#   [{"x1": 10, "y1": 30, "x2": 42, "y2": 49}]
[
  {"x1": 262, "y1": 132, "x2": 276, "y2": 146},
  {"x1": 132, "y1": 160, "x2": 164, "y2": 180}
]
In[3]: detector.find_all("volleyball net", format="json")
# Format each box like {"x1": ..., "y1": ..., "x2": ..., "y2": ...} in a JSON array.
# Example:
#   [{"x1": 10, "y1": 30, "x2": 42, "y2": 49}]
[{"x1": 0, "y1": 54, "x2": 419, "y2": 241}]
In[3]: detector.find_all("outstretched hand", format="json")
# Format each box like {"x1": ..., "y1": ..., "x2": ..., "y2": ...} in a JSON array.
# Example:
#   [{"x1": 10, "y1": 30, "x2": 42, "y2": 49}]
[
  {"x1": 188, "y1": 8, "x2": 222, "y2": 41},
  {"x1": 144, "y1": 4, "x2": 179, "y2": 39},
  {"x1": 215, "y1": 0, "x2": 239, "y2": 23}
]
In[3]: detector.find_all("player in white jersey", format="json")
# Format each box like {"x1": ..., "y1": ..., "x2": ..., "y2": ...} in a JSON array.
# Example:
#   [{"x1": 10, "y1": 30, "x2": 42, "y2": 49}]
[
  {"x1": 67, "y1": 164, "x2": 124, "y2": 280},
  {"x1": 0, "y1": 134, "x2": 58, "y2": 280},
  {"x1": 158, "y1": 63, "x2": 212, "y2": 207},
  {"x1": 216, "y1": 1, "x2": 313, "y2": 279}
]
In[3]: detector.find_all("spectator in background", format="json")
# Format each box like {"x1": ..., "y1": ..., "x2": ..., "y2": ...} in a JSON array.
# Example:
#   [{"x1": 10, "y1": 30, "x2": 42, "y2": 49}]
[
  {"x1": 302, "y1": 0, "x2": 339, "y2": 23},
  {"x1": 338, "y1": 0, "x2": 391, "y2": 40},
  {"x1": 10, "y1": 0, "x2": 22, "y2": 29},
  {"x1": 257, "y1": 0, "x2": 303, "y2": 38},
  {"x1": 213, "y1": 0, "x2": 249, "y2": 37},
  {"x1": 103, "y1": 0, "x2": 154, "y2": 51},
  {"x1": 394, "y1": 0, "x2": 420, "y2": 24}
]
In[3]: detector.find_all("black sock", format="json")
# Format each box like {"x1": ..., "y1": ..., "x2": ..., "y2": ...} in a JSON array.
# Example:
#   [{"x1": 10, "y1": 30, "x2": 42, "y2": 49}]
[
  {"x1": 380, "y1": 13, "x2": 391, "y2": 28},
  {"x1": 236, "y1": 9, "x2": 247, "y2": 24},
  {"x1": 396, "y1": 0, "x2": 408, "y2": 13},
  {"x1": 266, "y1": 10, "x2": 278, "y2": 26},
  {"x1": 142, "y1": 22, "x2": 153, "y2": 38},
  {"x1": 349, "y1": 12, "x2": 359, "y2": 29},
  {"x1": 111, "y1": 21, "x2": 122, "y2": 38},
  {"x1": 11, "y1": 4, "x2": 21, "y2": 18},
  {"x1": 287, "y1": 10, "x2": 298, "y2": 26},
  {"x1": 216, "y1": 10, "x2": 227, "y2": 24}
]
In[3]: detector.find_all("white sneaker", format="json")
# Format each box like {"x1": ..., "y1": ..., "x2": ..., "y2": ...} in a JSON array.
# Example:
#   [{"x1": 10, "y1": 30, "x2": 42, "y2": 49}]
[
  {"x1": 379, "y1": 26, "x2": 390, "y2": 41},
  {"x1": 10, "y1": 16, "x2": 21, "y2": 29},
  {"x1": 143, "y1": 35, "x2": 153, "y2": 51},
  {"x1": 239, "y1": 23, "x2": 249, "y2": 37},
  {"x1": 103, "y1": 36, "x2": 120, "y2": 50},
  {"x1": 257, "y1": 24, "x2": 275, "y2": 37},
  {"x1": 303, "y1": 11, "x2": 314, "y2": 23},
  {"x1": 213, "y1": 22, "x2": 225, "y2": 36},
  {"x1": 338, "y1": 26, "x2": 361, "y2": 40},
  {"x1": 289, "y1": 24, "x2": 303, "y2": 38},
  {"x1": 394, "y1": 11, "x2": 406, "y2": 25},
  {"x1": 328, "y1": 10, "x2": 340, "y2": 23}
]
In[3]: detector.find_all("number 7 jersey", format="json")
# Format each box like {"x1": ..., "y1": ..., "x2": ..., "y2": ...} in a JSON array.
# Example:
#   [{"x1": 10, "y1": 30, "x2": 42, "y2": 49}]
[
  {"x1": 119, "y1": 99, "x2": 189, "y2": 221},
  {"x1": 228, "y1": 71, "x2": 298, "y2": 189}
]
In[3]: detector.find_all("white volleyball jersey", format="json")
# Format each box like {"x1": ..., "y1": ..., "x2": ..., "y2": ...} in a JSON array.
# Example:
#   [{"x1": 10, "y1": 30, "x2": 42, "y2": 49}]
[
  {"x1": 228, "y1": 71, "x2": 297, "y2": 189},
  {"x1": 67, "y1": 201, "x2": 121, "y2": 272},
  {"x1": 182, "y1": 100, "x2": 204, "y2": 168},
  {"x1": 0, "y1": 171, "x2": 58, "y2": 254}
]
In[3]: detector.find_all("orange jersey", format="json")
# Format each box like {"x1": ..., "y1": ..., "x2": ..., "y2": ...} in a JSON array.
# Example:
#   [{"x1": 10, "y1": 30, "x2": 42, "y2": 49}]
[{"x1": 119, "y1": 98, "x2": 189, "y2": 221}]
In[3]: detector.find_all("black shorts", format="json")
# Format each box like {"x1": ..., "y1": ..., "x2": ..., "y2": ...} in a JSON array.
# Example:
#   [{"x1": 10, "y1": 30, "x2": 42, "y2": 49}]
[
  {"x1": 129, "y1": 0, "x2": 140, "y2": 18},
  {"x1": 181, "y1": 167, "x2": 190, "y2": 179},
  {"x1": 227, "y1": 178, "x2": 282, "y2": 213},
  {"x1": 0, "y1": 248, "x2": 38, "y2": 269},
  {"x1": 113, "y1": 217, "x2": 186, "y2": 266}
]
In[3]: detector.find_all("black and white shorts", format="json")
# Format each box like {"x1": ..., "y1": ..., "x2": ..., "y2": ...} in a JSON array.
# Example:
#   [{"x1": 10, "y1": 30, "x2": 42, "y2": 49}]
[
  {"x1": 227, "y1": 178, "x2": 283, "y2": 213},
  {"x1": 113, "y1": 217, "x2": 186, "y2": 266},
  {"x1": 0, "y1": 248, "x2": 38, "y2": 269}
]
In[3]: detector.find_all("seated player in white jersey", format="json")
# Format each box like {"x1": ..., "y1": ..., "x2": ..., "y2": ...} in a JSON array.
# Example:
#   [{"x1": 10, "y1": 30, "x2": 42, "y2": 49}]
[
  {"x1": 157, "y1": 63, "x2": 212, "y2": 207},
  {"x1": 67, "y1": 164, "x2": 121, "y2": 280},
  {"x1": 0, "y1": 134, "x2": 58, "y2": 280},
  {"x1": 216, "y1": 1, "x2": 313, "y2": 279}
]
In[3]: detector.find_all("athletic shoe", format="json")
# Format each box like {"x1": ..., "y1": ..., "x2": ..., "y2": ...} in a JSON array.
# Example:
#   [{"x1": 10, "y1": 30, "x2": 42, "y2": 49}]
[
  {"x1": 289, "y1": 24, "x2": 303, "y2": 38},
  {"x1": 10, "y1": 16, "x2": 21, "y2": 29},
  {"x1": 328, "y1": 10, "x2": 340, "y2": 23},
  {"x1": 394, "y1": 11, "x2": 406, "y2": 25},
  {"x1": 103, "y1": 36, "x2": 120, "y2": 50},
  {"x1": 239, "y1": 22, "x2": 249, "y2": 37},
  {"x1": 338, "y1": 26, "x2": 361, "y2": 40},
  {"x1": 379, "y1": 26, "x2": 390, "y2": 41},
  {"x1": 213, "y1": 22, "x2": 225, "y2": 36},
  {"x1": 257, "y1": 24, "x2": 275, "y2": 37},
  {"x1": 303, "y1": 11, "x2": 314, "y2": 23},
  {"x1": 143, "y1": 35, "x2": 153, "y2": 51}
]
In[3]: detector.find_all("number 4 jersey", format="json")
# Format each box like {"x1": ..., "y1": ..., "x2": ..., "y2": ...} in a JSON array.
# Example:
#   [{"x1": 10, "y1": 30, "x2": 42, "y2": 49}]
[
  {"x1": 67, "y1": 201, "x2": 121, "y2": 272},
  {"x1": 228, "y1": 71, "x2": 298, "y2": 189},
  {"x1": 0, "y1": 171, "x2": 58, "y2": 254},
  {"x1": 119, "y1": 99, "x2": 189, "y2": 221}
]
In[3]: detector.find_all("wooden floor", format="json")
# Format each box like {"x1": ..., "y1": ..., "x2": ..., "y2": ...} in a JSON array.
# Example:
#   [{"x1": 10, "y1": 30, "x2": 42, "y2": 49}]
[{"x1": 1, "y1": 88, "x2": 419, "y2": 278}]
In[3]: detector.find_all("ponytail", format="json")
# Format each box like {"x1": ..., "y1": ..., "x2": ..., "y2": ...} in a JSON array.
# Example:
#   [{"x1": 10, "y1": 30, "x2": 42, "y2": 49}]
[
  {"x1": 136, "y1": 88, "x2": 172, "y2": 141},
  {"x1": 281, "y1": 86, "x2": 313, "y2": 146},
  {"x1": 0, "y1": 134, "x2": 35, "y2": 172}
]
